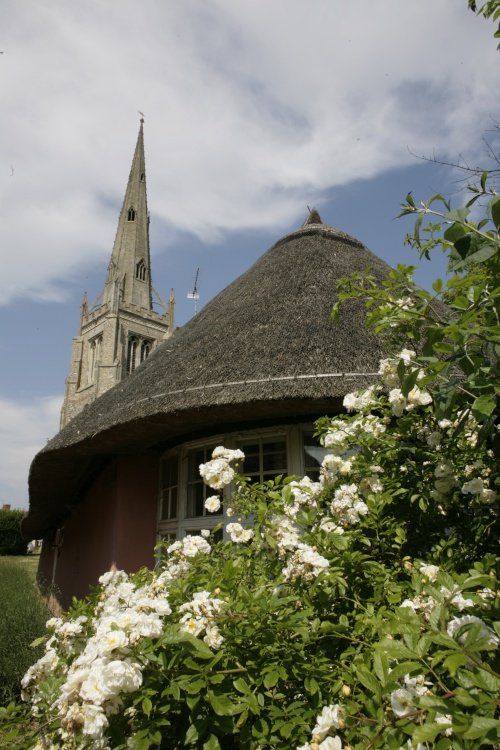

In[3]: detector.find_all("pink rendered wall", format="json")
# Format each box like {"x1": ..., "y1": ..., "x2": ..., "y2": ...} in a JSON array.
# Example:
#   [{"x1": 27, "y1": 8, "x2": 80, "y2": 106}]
[
  {"x1": 38, "y1": 455, "x2": 159, "y2": 608},
  {"x1": 112, "y1": 454, "x2": 159, "y2": 572}
]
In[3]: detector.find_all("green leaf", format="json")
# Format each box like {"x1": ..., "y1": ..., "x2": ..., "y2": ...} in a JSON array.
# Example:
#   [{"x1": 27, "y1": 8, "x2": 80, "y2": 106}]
[
  {"x1": 169, "y1": 681, "x2": 181, "y2": 700},
  {"x1": 263, "y1": 670, "x2": 280, "y2": 689},
  {"x1": 185, "y1": 723, "x2": 200, "y2": 744},
  {"x1": 279, "y1": 722, "x2": 295, "y2": 738},
  {"x1": 184, "y1": 679, "x2": 206, "y2": 695},
  {"x1": 355, "y1": 666, "x2": 381, "y2": 696},
  {"x1": 443, "y1": 222, "x2": 466, "y2": 244},
  {"x1": 491, "y1": 195, "x2": 500, "y2": 229},
  {"x1": 463, "y1": 716, "x2": 500, "y2": 740},
  {"x1": 141, "y1": 696, "x2": 152, "y2": 717},
  {"x1": 379, "y1": 639, "x2": 415, "y2": 659},
  {"x1": 454, "y1": 687, "x2": 479, "y2": 707},
  {"x1": 446, "y1": 206, "x2": 470, "y2": 223},
  {"x1": 180, "y1": 633, "x2": 215, "y2": 660},
  {"x1": 443, "y1": 651, "x2": 469, "y2": 675},
  {"x1": 452, "y1": 296, "x2": 470, "y2": 309},
  {"x1": 203, "y1": 735, "x2": 221, "y2": 750},
  {"x1": 465, "y1": 242, "x2": 498, "y2": 264},
  {"x1": 252, "y1": 718, "x2": 270, "y2": 738},
  {"x1": 233, "y1": 678, "x2": 250, "y2": 694},
  {"x1": 29, "y1": 636, "x2": 47, "y2": 648},
  {"x1": 472, "y1": 393, "x2": 496, "y2": 418},
  {"x1": 412, "y1": 722, "x2": 444, "y2": 744},
  {"x1": 207, "y1": 691, "x2": 244, "y2": 716}
]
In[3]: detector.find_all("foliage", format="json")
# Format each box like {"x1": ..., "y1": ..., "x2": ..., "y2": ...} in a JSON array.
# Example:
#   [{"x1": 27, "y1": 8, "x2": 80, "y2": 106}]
[
  {"x1": 0, "y1": 559, "x2": 51, "y2": 706},
  {"x1": 332, "y1": 174, "x2": 500, "y2": 449},
  {"x1": 0, "y1": 508, "x2": 27, "y2": 556},
  {"x1": 468, "y1": 0, "x2": 500, "y2": 42},
  {"x1": 11, "y1": 391, "x2": 499, "y2": 748},
  {"x1": 9, "y1": 166, "x2": 500, "y2": 745}
]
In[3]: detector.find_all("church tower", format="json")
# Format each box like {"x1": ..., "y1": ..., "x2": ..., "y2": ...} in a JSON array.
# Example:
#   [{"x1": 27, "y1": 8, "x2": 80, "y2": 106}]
[{"x1": 60, "y1": 119, "x2": 174, "y2": 428}]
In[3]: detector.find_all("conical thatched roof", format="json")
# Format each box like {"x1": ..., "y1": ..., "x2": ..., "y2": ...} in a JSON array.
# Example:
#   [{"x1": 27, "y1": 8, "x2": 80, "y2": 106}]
[{"x1": 25, "y1": 215, "x2": 392, "y2": 538}]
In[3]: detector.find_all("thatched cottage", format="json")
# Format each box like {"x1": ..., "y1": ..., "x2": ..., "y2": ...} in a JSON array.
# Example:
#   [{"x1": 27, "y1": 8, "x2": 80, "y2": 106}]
[{"x1": 24, "y1": 125, "x2": 391, "y2": 607}]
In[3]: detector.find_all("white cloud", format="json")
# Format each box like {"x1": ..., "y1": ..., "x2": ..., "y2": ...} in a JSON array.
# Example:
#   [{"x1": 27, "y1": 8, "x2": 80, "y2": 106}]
[
  {"x1": 0, "y1": 395, "x2": 62, "y2": 509},
  {"x1": 0, "y1": 0, "x2": 499, "y2": 307}
]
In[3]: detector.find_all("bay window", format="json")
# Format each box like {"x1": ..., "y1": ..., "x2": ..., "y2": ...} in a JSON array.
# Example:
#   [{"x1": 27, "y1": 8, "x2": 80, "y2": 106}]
[{"x1": 157, "y1": 424, "x2": 330, "y2": 542}]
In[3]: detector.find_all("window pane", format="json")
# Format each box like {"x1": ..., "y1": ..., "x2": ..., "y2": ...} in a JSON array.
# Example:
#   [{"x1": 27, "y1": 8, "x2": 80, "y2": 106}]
[
  {"x1": 161, "y1": 458, "x2": 178, "y2": 488},
  {"x1": 160, "y1": 457, "x2": 178, "y2": 519},
  {"x1": 161, "y1": 487, "x2": 177, "y2": 520},
  {"x1": 243, "y1": 454, "x2": 259, "y2": 474},
  {"x1": 188, "y1": 449, "x2": 206, "y2": 479},
  {"x1": 186, "y1": 446, "x2": 219, "y2": 518},
  {"x1": 242, "y1": 443, "x2": 259, "y2": 455},
  {"x1": 262, "y1": 448, "x2": 287, "y2": 472},
  {"x1": 303, "y1": 433, "x2": 329, "y2": 481},
  {"x1": 187, "y1": 483, "x2": 204, "y2": 518},
  {"x1": 240, "y1": 438, "x2": 287, "y2": 482}
]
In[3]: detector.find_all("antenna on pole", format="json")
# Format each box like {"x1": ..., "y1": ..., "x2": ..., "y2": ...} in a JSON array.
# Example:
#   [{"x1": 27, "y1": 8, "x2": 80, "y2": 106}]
[{"x1": 187, "y1": 267, "x2": 200, "y2": 314}]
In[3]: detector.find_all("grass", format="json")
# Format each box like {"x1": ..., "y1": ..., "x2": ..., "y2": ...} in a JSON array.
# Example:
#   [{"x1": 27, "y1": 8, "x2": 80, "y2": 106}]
[
  {"x1": 0, "y1": 555, "x2": 50, "y2": 707},
  {"x1": 1, "y1": 553, "x2": 40, "y2": 580}
]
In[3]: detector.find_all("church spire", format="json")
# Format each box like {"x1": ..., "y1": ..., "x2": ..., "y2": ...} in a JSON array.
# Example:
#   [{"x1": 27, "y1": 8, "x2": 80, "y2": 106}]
[
  {"x1": 103, "y1": 118, "x2": 152, "y2": 310},
  {"x1": 60, "y1": 119, "x2": 173, "y2": 428}
]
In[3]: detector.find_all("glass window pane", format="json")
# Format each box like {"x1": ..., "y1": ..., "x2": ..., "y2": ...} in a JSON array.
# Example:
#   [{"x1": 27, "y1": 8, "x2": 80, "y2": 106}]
[
  {"x1": 187, "y1": 483, "x2": 204, "y2": 518},
  {"x1": 242, "y1": 443, "x2": 259, "y2": 454},
  {"x1": 303, "y1": 433, "x2": 329, "y2": 481},
  {"x1": 188, "y1": 449, "x2": 205, "y2": 480},
  {"x1": 243, "y1": 454, "x2": 260, "y2": 474},
  {"x1": 160, "y1": 457, "x2": 178, "y2": 519},
  {"x1": 240, "y1": 437, "x2": 288, "y2": 482},
  {"x1": 161, "y1": 457, "x2": 178, "y2": 488},
  {"x1": 263, "y1": 449, "x2": 286, "y2": 472}
]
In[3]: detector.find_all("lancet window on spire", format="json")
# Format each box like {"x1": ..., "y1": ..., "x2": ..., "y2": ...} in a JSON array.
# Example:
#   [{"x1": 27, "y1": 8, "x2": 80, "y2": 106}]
[
  {"x1": 126, "y1": 335, "x2": 153, "y2": 375},
  {"x1": 136, "y1": 259, "x2": 147, "y2": 281},
  {"x1": 127, "y1": 336, "x2": 138, "y2": 374},
  {"x1": 127, "y1": 207, "x2": 136, "y2": 222},
  {"x1": 140, "y1": 339, "x2": 151, "y2": 363},
  {"x1": 87, "y1": 335, "x2": 102, "y2": 385}
]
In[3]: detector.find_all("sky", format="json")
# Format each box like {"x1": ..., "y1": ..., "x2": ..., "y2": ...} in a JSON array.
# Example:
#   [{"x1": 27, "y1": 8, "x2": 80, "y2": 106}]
[{"x1": 1, "y1": 1, "x2": 499, "y2": 510}]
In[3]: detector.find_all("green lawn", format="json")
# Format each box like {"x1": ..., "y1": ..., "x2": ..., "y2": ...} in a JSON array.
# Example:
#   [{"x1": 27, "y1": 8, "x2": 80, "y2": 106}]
[
  {"x1": 0, "y1": 553, "x2": 50, "y2": 707},
  {"x1": 0, "y1": 554, "x2": 40, "y2": 582}
]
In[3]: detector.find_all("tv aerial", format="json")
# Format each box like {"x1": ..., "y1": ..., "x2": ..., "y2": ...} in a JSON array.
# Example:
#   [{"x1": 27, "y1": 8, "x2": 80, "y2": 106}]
[{"x1": 187, "y1": 267, "x2": 200, "y2": 314}]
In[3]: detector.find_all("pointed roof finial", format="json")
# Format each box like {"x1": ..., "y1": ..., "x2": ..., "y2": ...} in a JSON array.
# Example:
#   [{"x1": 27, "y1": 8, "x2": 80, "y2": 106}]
[
  {"x1": 303, "y1": 207, "x2": 322, "y2": 226},
  {"x1": 138, "y1": 110, "x2": 145, "y2": 124},
  {"x1": 80, "y1": 291, "x2": 88, "y2": 320}
]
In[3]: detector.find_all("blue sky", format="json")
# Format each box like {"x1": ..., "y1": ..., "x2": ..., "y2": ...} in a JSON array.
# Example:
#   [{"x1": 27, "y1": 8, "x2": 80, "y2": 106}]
[{"x1": 1, "y1": 1, "x2": 499, "y2": 509}]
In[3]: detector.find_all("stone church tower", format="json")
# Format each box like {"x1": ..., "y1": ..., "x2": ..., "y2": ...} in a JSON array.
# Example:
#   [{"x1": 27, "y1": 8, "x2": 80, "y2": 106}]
[{"x1": 60, "y1": 120, "x2": 174, "y2": 428}]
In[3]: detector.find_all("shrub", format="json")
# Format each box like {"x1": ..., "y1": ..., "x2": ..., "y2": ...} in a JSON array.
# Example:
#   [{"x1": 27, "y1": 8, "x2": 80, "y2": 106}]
[
  {"x1": 0, "y1": 559, "x2": 51, "y2": 705},
  {"x1": 16, "y1": 163, "x2": 500, "y2": 745},
  {"x1": 0, "y1": 509, "x2": 27, "y2": 556}
]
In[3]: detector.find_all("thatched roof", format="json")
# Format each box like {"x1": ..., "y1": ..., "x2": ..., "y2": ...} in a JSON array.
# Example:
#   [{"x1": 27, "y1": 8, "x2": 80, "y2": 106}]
[{"x1": 24, "y1": 215, "x2": 392, "y2": 538}]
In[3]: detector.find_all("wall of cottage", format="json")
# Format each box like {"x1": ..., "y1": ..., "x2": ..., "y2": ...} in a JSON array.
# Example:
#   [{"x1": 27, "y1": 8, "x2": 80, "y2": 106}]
[{"x1": 38, "y1": 454, "x2": 159, "y2": 608}]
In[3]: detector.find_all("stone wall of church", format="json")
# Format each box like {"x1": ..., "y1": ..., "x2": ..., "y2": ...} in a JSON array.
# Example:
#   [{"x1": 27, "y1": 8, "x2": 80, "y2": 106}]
[{"x1": 60, "y1": 302, "x2": 171, "y2": 428}]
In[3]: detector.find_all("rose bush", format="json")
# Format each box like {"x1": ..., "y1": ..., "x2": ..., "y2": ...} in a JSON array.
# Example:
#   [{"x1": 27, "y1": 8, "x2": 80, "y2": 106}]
[{"x1": 10, "y1": 249, "x2": 499, "y2": 747}]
